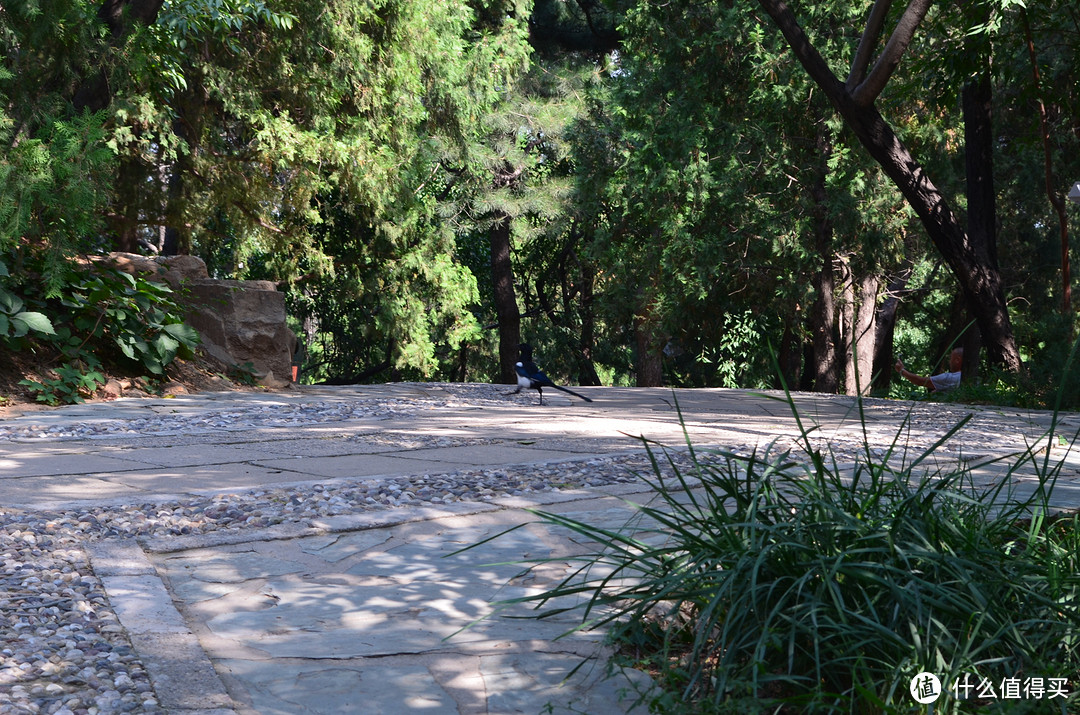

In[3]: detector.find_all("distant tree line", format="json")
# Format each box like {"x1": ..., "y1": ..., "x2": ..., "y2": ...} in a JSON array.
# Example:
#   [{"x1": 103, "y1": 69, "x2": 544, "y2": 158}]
[{"x1": 3, "y1": 0, "x2": 1078, "y2": 405}]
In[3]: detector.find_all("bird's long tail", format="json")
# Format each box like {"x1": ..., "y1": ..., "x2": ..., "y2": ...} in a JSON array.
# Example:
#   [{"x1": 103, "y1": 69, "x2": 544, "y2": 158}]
[{"x1": 553, "y1": 385, "x2": 593, "y2": 402}]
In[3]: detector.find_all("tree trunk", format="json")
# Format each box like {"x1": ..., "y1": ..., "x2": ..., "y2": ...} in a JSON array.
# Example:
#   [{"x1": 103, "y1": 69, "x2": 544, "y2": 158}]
[
  {"x1": 489, "y1": 212, "x2": 521, "y2": 384},
  {"x1": 577, "y1": 255, "x2": 602, "y2": 386},
  {"x1": 634, "y1": 315, "x2": 664, "y2": 387},
  {"x1": 73, "y1": 0, "x2": 166, "y2": 113},
  {"x1": 961, "y1": 322, "x2": 982, "y2": 383},
  {"x1": 755, "y1": 0, "x2": 1022, "y2": 373},
  {"x1": 872, "y1": 267, "x2": 912, "y2": 393},
  {"x1": 963, "y1": 81, "x2": 997, "y2": 271},
  {"x1": 840, "y1": 258, "x2": 880, "y2": 397},
  {"x1": 809, "y1": 158, "x2": 839, "y2": 394},
  {"x1": 456, "y1": 343, "x2": 469, "y2": 382},
  {"x1": 810, "y1": 253, "x2": 839, "y2": 393},
  {"x1": 962, "y1": 70, "x2": 996, "y2": 382},
  {"x1": 777, "y1": 312, "x2": 803, "y2": 390}
]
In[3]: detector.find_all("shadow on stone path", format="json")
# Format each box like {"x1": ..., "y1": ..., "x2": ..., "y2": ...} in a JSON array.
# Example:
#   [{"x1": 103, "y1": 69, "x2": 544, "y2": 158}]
[{"x1": 4, "y1": 383, "x2": 1080, "y2": 714}]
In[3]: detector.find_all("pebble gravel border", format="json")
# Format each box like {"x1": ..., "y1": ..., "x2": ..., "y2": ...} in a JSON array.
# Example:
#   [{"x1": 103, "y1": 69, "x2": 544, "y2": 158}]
[
  {"x1": 0, "y1": 384, "x2": 1058, "y2": 715},
  {"x1": 0, "y1": 384, "x2": 518, "y2": 443}
]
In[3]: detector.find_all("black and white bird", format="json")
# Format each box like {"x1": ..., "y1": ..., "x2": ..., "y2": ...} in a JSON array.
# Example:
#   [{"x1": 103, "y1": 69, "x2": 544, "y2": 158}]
[{"x1": 508, "y1": 343, "x2": 593, "y2": 405}]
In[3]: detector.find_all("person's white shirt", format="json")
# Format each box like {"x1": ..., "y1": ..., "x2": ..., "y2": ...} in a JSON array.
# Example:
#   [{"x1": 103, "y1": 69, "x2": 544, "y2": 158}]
[{"x1": 930, "y1": 370, "x2": 961, "y2": 392}]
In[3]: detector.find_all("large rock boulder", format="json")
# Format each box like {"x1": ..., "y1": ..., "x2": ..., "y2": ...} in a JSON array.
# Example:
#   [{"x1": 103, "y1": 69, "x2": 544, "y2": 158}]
[
  {"x1": 88, "y1": 252, "x2": 210, "y2": 290},
  {"x1": 183, "y1": 279, "x2": 297, "y2": 387},
  {"x1": 88, "y1": 253, "x2": 296, "y2": 387}
]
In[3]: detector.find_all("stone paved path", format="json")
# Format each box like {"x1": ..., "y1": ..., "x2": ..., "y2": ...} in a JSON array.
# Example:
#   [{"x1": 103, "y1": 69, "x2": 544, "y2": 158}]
[{"x1": 3, "y1": 383, "x2": 1080, "y2": 714}]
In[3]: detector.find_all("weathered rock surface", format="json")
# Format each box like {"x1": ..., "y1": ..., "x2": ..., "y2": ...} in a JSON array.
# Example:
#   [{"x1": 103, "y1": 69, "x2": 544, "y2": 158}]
[
  {"x1": 87, "y1": 253, "x2": 295, "y2": 386},
  {"x1": 184, "y1": 278, "x2": 296, "y2": 386},
  {"x1": 88, "y1": 252, "x2": 210, "y2": 290}
]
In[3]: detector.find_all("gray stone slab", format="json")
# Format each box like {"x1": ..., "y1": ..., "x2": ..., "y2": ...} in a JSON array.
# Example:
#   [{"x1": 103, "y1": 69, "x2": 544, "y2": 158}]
[
  {"x1": 96, "y1": 463, "x2": 325, "y2": 492},
  {"x1": 241, "y1": 437, "x2": 401, "y2": 458},
  {"x1": 162, "y1": 549, "x2": 307, "y2": 583},
  {"x1": 204, "y1": 576, "x2": 588, "y2": 659},
  {"x1": 521, "y1": 437, "x2": 644, "y2": 454},
  {"x1": 538, "y1": 505, "x2": 661, "y2": 537},
  {"x1": 128, "y1": 632, "x2": 235, "y2": 711},
  {"x1": 0, "y1": 441, "x2": 117, "y2": 456},
  {"x1": 107, "y1": 444, "x2": 267, "y2": 467},
  {"x1": 87, "y1": 539, "x2": 155, "y2": 576},
  {"x1": 170, "y1": 578, "x2": 252, "y2": 605},
  {"x1": 298, "y1": 531, "x2": 393, "y2": 562},
  {"x1": 343, "y1": 525, "x2": 556, "y2": 583},
  {"x1": 0, "y1": 475, "x2": 153, "y2": 506},
  {"x1": 0, "y1": 451, "x2": 153, "y2": 477},
  {"x1": 101, "y1": 575, "x2": 192, "y2": 634},
  {"x1": 218, "y1": 660, "x2": 455, "y2": 715},
  {"x1": 309, "y1": 501, "x2": 502, "y2": 533},
  {"x1": 480, "y1": 650, "x2": 648, "y2": 715}
]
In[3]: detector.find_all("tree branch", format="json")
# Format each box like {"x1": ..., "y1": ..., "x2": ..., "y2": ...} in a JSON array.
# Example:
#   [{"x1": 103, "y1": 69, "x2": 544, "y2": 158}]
[
  {"x1": 846, "y1": 0, "x2": 893, "y2": 91},
  {"x1": 754, "y1": 0, "x2": 846, "y2": 99},
  {"x1": 231, "y1": 202, "x2": 286, "y2": 234},
  {"x1": 849, "y1": 0, "x2": 933, "y2": 106}
]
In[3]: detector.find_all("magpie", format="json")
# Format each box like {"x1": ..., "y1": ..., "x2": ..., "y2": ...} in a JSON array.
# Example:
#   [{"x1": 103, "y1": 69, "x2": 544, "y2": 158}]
[{"x1": 508, "y1": 343, "x2": 593, "y2": 405}]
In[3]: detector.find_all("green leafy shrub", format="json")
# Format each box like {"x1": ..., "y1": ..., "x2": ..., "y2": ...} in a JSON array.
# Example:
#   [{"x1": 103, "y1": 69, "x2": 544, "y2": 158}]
[
  {"x1": 5, "y1": 260, "x2": 201, "y2": 404},
  {"x1": 0, "y1": 261, "x2": 54, "y2": 340},
  {"x1": 19, "y1": 357, "x2": 105, "y2": 405},
  {"x1": 226, "y1": 361, "x2": 259, "y2": 386},
  {"x1": 490, "y1": 399, "x2": 1080, "y2": 713},
  {"x1": 53, "y1": 269, "x2": 200, "y2": 376}
]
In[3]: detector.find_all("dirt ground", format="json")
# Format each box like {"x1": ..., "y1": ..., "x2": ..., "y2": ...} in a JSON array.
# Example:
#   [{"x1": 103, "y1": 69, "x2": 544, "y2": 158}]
[{"x1": 0, "y1": 347, "x2": 281, "y2": 415}]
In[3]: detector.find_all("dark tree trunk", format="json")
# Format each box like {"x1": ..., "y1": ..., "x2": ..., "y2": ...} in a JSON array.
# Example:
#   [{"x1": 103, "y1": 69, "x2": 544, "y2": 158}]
[
  {"x1": 841, "y1": 260, "x2": 880, "y2": 397},
  {"x1": 810, "y1": 253, "x2": 839, "y2": 394},
  {"x1": 961, "y1": 73, "x2": 995, "y2": 382},
  {"x1": 577, "y1": 256, "x2": 602, "y2": 386},
  {"x1": 73, "y1": 0, "x2": 166, "y2": 113},
  {"x1": 756, "y1": 0, "x2": 1022, "y2": 373},
  {"x1": 963, "y1": 77, "x2": 997, "y2": 271},
  {"x1": 872, "y1": 268, "x2": 912, "y2": 393},
  {"x1": 809, "y1": 157, "x2": 839, "y2": 394},
  {"x1": 777, "y1": 314, "x2": 802, "y2": 391},
  {"x1": 634, "y1": 318, "x2": 664, "y2": 387},
  {"x1": 961, "y1": 323, "x2": 983, "y2": 382},
  {"x1": 940, "y1": 291, "x2": 983, "y2": 378},
  {"x1": 456, "y1": 343, "x2": 469, "y2": 382},
  {"x1": 489, "y1": 212, "x2": 521, "y2": 384},
  {"x1": 799, "y1": 341, "x2": 816, "y2": 392},
  {"x1": 960, "y1": 3, "x2": 996, "y2": 379}
]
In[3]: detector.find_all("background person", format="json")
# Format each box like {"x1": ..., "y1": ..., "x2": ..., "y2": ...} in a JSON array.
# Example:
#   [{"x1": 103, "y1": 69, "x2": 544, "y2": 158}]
[{"x1": 895, "y1": 348, "x2": 963, "y2": 393}]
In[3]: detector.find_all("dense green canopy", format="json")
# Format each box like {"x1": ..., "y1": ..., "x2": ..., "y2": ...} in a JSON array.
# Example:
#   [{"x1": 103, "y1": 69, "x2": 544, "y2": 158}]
[{"x1": 2, "y1": 0, "x2": 1079, "y2": 406}]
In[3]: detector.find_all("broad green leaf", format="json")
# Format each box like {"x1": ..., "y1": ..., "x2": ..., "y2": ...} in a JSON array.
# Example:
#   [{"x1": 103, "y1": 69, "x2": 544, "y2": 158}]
[
  {"x1": 11, "y1": 315, "x2": 29, "y2": 338},
  {"x1": 13, "y1": 311, "x2": 55, "y2": 336},
  {"x1": 162, "y1": 322, "x2": 201, "y2": 346},
  {"x1": 0, "y1": 288, "x2": 23, "y2": 315},
  {"x1": 116, "y1": 337, "x2": 136, "y2": 360},
  {"x1": 152, "y1": 333, "x2": 181, "y2": 365}
]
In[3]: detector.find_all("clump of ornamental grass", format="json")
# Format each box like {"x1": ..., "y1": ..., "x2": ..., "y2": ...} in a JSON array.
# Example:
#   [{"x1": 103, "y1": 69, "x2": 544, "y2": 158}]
[{"x1": 484, "y1": 392, "x2": 1080, "y2": 714}]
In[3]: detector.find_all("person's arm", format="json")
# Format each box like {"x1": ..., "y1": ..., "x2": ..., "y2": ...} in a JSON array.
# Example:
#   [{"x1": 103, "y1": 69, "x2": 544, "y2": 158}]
[{"x1": 895, "y1": 360, "x2": 934, "y2": 389}]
